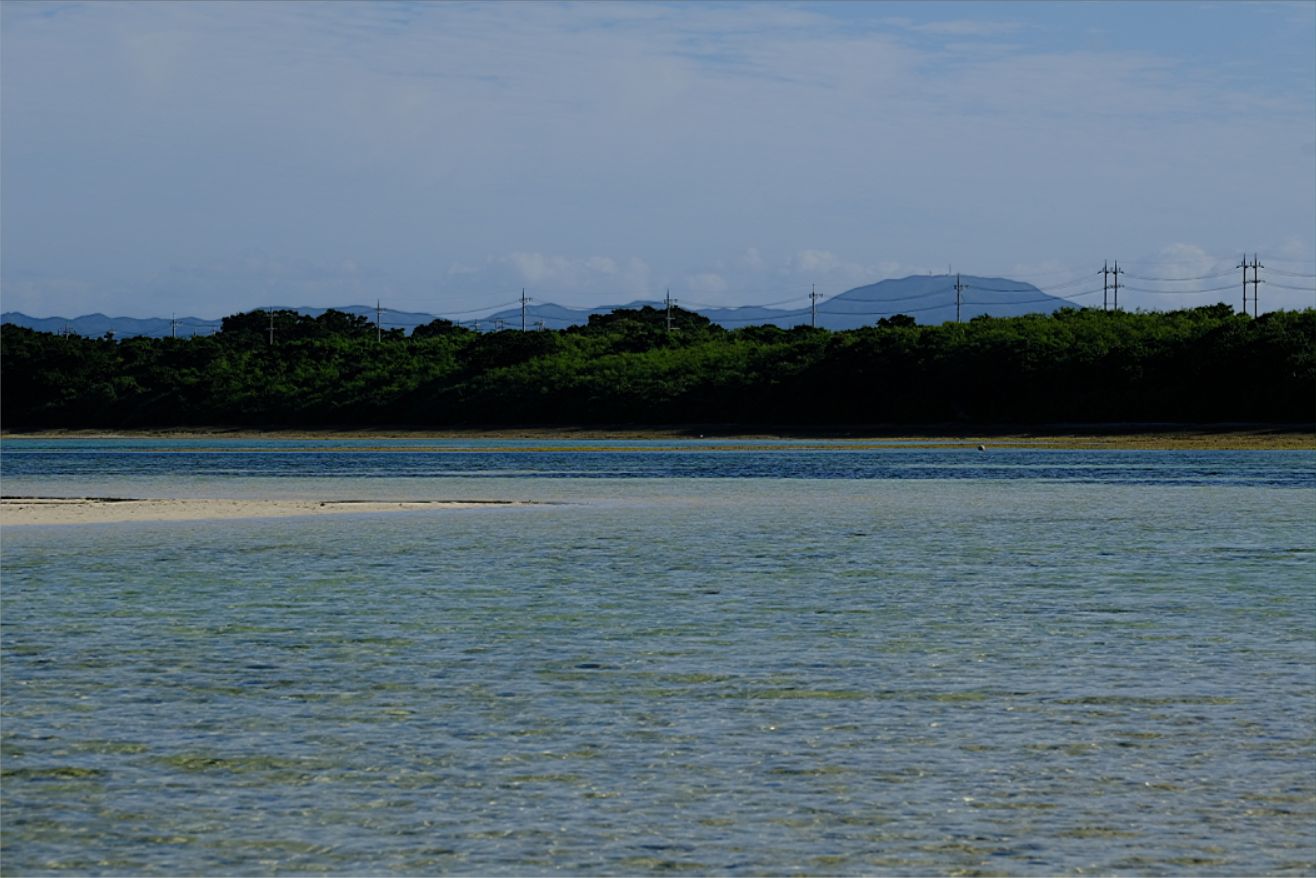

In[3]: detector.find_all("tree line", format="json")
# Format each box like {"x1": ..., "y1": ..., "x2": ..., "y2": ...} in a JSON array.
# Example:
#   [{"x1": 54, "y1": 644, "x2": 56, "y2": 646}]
[{"x1": 2, "y1": 304, "x2": 1312, "y2": 429}]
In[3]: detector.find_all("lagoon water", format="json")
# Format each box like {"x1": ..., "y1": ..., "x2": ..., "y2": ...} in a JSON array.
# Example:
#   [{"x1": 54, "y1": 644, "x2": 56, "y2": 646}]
[{"x1": 2, "y1": 440, "x2": 1314, "y2": 875}]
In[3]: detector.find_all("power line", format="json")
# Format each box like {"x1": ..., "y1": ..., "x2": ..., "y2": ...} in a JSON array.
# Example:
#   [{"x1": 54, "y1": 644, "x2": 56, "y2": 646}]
[
  {"x1": 432, "y1": 299, "x2": 523, "y2": 317},
  {"x1": 964, "y1": 287, "x2": 1106, "y2": 306},
  {"x1": 1122, "y1": 283, "x2": 1240, "y2": 295},
  {"x1": 815, "y1": 305, "x2": 946, "y2": 318},
  {"x1": 964, "y1": 284, "x2": 1045, "y2": 293},
  {"x1": 1122, "y1": 269, "x2": 1236, "y2": 282},
  {"x1": 740, "y1": 292, "x2": 814, "y2": 308},
  {"x1": 1037, "y1": 273, "x2": 1108, "y2": 290},
  {"x1": 838, "y1": 288, "x2": 956, "y2": 305},
  {"x1": 1262, "y1": 256, "x2": 1316, "y2": 266}
]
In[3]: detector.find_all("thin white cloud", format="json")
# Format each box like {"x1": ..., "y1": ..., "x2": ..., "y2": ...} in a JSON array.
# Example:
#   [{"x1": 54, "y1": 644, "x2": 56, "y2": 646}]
[
  {"x1": 686, "y1": 272, "x2": 729, "y2": 294},
  {"x1": 796, "y1": 250, "x2": 840, "y2": 273},
  {"x1": 1152, "y1": 243, "x2": 1219, "y2": 279},
  {"x1": 507, "y1": 253, "x2": 573, "y2": 285}
]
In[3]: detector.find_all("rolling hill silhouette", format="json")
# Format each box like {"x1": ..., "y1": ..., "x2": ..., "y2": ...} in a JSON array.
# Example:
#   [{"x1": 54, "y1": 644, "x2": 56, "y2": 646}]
[{"x1": 2, "y1": 275, "x2": 1072, "y2": 337}]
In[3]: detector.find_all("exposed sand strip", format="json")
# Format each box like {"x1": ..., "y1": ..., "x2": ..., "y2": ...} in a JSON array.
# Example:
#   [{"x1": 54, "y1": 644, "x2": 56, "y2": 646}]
[
  {"x1": 3, "y1": 427, "x2": 1312, "y2": 449},
  {"x1": 0, "y1": 497, "x2": 527, "y2": 527}
]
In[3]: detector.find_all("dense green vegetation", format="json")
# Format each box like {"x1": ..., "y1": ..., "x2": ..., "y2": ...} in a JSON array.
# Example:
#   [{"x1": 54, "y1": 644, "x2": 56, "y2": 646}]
[{"x1": 2, "y1": 304, "x2": 1313, "y2": 428}]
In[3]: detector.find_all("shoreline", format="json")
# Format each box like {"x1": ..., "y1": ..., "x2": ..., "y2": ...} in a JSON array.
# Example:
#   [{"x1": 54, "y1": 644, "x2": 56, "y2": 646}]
[
  {"x1": 0, "y1": 497, "x2": 531, "y2": 527},
  {"x1": 2, "y1": 424, "x2": 1314, "y2": 450}
]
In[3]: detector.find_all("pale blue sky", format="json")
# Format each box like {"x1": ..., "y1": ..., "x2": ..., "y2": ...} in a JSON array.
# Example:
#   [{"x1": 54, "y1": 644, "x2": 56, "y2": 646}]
[{"x1": 3, "y1": 0, "x2": 1314, "y2": 319}]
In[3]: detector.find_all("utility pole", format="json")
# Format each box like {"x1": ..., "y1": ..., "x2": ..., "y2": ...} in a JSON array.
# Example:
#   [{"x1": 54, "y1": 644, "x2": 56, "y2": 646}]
[
  {"x1": 1101, "y1": 260, "x2": 1110, "y2": 311},
  {"x1": 268, "y1": 309, "x2": 275, "y2": 346},
  {"x1": 520, "y1": 288, "x2": 529, "y2": 331},
  {"x1": 954, "y1": 273, "x2": 964, "y2": 323},
  {"x1": 376, "y1": 299, "x2": 382, "y2": 343},
  {"x1": 1249, "y1": 254, "x2": 1264, "y2": 317},
  {"x1": 665, "y1": 288, "x2": 674, "y2": 333},
  {"x1": 1238, "y1": 253, "x2": 1265, "y2": 317},
  {"x1": 810, "y1": 284, "x2": 819, "y2": 328},
  {"x1": 170, "y1": 313, "x2": 177, "y2": 339},
  {"x1": 1109, "y1": 260, "x2": 1123, "y2": 311}
]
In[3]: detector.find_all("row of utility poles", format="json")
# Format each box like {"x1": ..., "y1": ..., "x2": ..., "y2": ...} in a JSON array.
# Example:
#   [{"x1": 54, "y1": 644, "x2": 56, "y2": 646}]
[
  {"x1": 948, "y1": 256, "x2": 1274, "y2": 322},
  {"x1": 252, "y1": 253, "x2": 1293, "y2": 343},
  {"x1": 1093, "y1": 254, "x2": 1264, "y2": 319}
]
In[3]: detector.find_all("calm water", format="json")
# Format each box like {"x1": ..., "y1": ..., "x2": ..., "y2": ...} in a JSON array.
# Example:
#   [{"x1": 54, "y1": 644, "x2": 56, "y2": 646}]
[{"x1": 2, "y1": 440, "x2": 1314, "y2": 875}]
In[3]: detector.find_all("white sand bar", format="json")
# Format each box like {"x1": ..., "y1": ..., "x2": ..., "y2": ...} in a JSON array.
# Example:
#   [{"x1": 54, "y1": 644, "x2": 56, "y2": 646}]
[{"x1": 0, "y1": 497, "x2": 526, "y2": 526}]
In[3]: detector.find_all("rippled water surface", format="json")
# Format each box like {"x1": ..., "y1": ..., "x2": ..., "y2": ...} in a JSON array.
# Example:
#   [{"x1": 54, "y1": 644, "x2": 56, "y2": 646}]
[{"x1": 2, "y1": 440, "x2": 1314, "y2": 875}]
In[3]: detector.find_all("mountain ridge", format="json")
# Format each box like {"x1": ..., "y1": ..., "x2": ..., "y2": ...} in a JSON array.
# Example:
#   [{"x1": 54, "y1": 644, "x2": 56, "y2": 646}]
[{"x1": 2, "y1": 275, "x2": 1072, "y2": 338}]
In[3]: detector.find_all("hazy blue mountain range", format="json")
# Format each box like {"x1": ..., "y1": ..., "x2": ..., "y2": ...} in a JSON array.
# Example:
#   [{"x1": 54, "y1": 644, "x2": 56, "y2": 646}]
[
  {"x1": 488, "y1": 275, "x2": 1068, "y2": 331},
  {"x1": 2, "y1": 275, "x2": 1070, "y2": 338},
  {"x1": 0, "y1": 306, "x2": 442, "y2": 339}
]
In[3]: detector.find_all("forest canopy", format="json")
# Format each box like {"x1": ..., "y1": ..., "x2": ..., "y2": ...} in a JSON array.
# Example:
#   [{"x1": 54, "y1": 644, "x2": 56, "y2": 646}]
[{"x1": 2, "y1": 305, "x2": 1313, "y2": 428}]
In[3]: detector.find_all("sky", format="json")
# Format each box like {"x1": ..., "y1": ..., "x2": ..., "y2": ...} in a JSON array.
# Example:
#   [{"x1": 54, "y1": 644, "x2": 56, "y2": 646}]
[{"x1": 3, "y1": 0, "x2": 1314, "y2": 320}]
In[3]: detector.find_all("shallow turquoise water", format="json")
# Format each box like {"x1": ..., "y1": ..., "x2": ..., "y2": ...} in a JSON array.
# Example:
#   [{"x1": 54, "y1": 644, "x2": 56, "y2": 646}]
[{"x1": 2, "y1": 443, "x2": 1314, "y2": 875}]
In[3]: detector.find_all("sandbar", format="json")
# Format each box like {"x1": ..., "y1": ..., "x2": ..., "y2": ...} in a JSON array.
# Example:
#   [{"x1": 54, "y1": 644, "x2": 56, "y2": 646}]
[
  {"x1": 0, "y1": 497, "x2": 525, "y2": 527},
  {"x1": 3, "y1": 425, "x2": 1312, "y2": 450}
]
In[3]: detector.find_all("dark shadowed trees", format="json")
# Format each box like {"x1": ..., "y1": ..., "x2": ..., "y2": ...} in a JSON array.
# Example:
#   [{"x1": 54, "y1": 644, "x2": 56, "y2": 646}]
[{"x1": 3, "y1": 306, "x2": 1312, "y2": 429}]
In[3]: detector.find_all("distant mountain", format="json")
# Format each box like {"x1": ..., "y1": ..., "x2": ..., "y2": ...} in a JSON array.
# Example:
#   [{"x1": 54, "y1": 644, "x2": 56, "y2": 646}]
[
  {"x1": 484, "y1": 275, "x2": 1070, "y2": 331},
  {"x1": 293, "y1": 304, "x2": 441, "y2": 332},
  {"x1": 793, "y1": 274, "x2": 1067, "y2": 329},
  {"x1": 0, "y1": 305, "x2": 443, "y2": 339},
  {"x1": 484, "y1": 299, "x2": 659, "y2": 331},
  {"x1": 2, "y1": 276, "x2": 1072, "y2": 338},
  {"x1": 0, "y1": 312, "x2": 219, "y2": 338}
]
